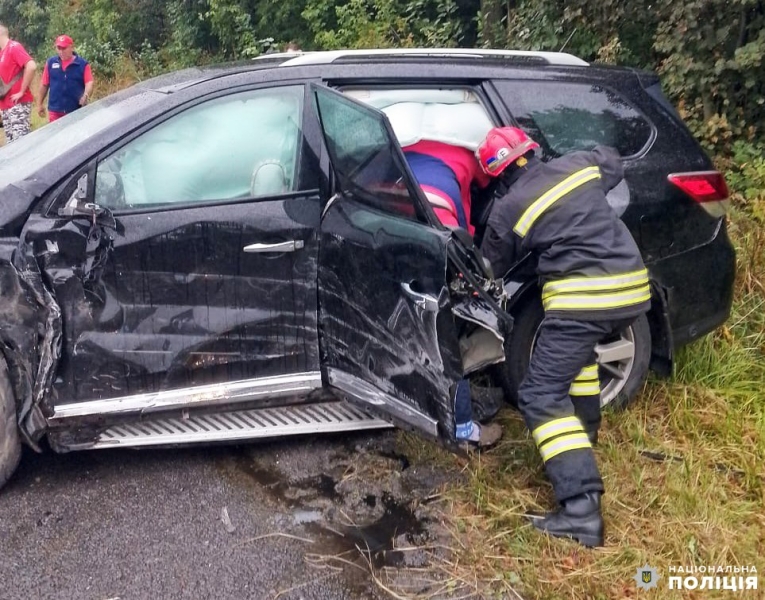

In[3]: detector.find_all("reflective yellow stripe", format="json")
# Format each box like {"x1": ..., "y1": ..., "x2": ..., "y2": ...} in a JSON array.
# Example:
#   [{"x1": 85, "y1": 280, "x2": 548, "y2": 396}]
[
  {"x1": 570, "y1": 382, "x2": 601, "y2": 396},
  {"x1": 543, "y1": 286, "x2": 651, "y2": 311},
  {"x1": 575, "y1": 364, "x2": 598, "y2": 379},
  {"x1": 539, "y1": 432, "x2": 592, "y2": 462},
  {"x1": 570, "y1": 364, "x2": 599, "y2": 395},
  {"x1": 542, "y1": 269, "x2": 649, "y2": 300},
  {"x1": 532, "y1": 416, "x2": 584, "y2": 446},
  {"x1": 513, "y1": 167, "x2": 601, "y2": 237}
]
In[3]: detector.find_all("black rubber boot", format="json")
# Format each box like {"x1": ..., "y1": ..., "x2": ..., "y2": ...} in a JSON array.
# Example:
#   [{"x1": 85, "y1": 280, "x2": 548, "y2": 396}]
[{"x1": 529, "y1": 491, "x2": 604, "y2": 547}]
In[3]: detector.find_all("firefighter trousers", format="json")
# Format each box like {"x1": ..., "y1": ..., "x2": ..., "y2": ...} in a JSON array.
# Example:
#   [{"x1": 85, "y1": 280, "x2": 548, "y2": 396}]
[{"x1": 518, "y1": 316, "x2": 635, "y2": 503}]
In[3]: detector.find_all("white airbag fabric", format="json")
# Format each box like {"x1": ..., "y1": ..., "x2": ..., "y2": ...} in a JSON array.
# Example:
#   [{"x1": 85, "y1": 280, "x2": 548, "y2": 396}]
[
  {"x1": 344, "y1": 89, "x2": 494, "y2": 151},
  {"x1": 344, "y1": 88, "x2": 477, "y2": 107},
  {"x1": 381, "y1": 102, "x2": 494, "y2": 151}
]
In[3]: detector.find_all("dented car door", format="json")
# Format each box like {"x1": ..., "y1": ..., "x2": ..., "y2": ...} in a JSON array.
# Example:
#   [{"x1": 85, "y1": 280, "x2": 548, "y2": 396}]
[
  {"x1": 312, "y1": 85, "x2": 507, "y2": 444},
  {"x1": 20, "y1": 85, "x2": 325, "y2": 423}
]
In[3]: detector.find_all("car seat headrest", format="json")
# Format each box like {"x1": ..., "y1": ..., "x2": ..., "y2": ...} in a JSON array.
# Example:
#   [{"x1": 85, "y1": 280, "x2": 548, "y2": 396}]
[{"x1": 250, "y1": 159, "x2": 287, "y2": 196}]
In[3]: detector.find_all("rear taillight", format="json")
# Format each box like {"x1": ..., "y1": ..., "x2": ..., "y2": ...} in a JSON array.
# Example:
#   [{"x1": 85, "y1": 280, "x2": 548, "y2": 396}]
[{"x1": 668, "y1": 171, "x2": 730, "y2": 217}]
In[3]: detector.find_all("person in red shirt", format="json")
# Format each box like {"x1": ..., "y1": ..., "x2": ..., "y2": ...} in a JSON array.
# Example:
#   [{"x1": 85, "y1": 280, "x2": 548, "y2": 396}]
[
  {"x1": 403, "y1": 139, "x2": 491, "y2": 235},
  {"x1": 37, "y1": 35, "x2": 94, "y2": 123},
  {"x1": 0, "y1": 23, "x2": 37, "y2": 142}
]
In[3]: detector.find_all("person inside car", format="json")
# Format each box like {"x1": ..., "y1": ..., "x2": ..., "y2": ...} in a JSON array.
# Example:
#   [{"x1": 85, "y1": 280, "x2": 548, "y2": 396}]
[
  {"x1": 403, "y1": 138, "x2": 502, "y2": 449},
  {"x1": 476, "y1": 126, "x2": 651, "y2": 547}
]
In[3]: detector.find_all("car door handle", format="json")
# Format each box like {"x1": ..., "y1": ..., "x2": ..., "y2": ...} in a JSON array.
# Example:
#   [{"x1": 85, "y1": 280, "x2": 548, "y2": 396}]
[
  {"x1": 243, "y1": 240, "x2": 304, "y2": 253},
  {"x1": 401, "y1": 282, "x2": 439, "y2": 312}
]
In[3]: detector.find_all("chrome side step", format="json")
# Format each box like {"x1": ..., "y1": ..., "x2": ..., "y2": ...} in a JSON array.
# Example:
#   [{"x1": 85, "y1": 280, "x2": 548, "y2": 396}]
[
  {"x1": 51, "y1": 372, "x2": 323, "y2": 421},
  {"x1": 89, "y1": 401, "x2": 393, "y2": 449}
]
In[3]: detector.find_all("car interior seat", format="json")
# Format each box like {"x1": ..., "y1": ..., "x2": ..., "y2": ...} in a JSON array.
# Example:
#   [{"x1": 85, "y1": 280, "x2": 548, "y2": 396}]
[
  {"x1": 249, "y1": 102, "x2": 300, "y2": 197},
  {"x1": 250, "y1": 159, "x2": 288, "y2": 196}
]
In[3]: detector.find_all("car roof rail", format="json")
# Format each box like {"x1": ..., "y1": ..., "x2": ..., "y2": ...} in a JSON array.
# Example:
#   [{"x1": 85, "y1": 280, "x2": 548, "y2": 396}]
[{"x1": 254, "y1": 48, "x2": 589, "y2": 68}]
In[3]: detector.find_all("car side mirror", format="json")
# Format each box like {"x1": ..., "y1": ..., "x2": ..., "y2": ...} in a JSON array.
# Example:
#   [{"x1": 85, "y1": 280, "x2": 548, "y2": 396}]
[
  {"x1": 58, "y1": 172, "x2": 96, "y2": 217},
  {"x1": 57, "y1": 173, "x2": 117, "y2": 230},
  {"x1": 57, "y1": 173, "x2": 89, "y2": 216}
]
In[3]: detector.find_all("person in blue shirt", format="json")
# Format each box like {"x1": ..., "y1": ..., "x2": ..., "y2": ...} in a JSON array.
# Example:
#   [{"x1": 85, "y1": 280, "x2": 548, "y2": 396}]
[{"x1": 36, "y1": 35, "x2": 93, "y2": 122}]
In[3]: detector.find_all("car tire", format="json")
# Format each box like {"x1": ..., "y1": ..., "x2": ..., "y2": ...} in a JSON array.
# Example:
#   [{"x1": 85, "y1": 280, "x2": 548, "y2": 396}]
[
  {"x1": 0, "y1": 356, "x2": 21, "y2": 491},
  {"x1": 493, "y1": 295, "x2": 651, "y2": 411}
]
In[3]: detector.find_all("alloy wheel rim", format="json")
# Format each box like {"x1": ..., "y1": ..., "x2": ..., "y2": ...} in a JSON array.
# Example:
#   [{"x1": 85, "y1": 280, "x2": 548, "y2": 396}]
[
  {"x1": 529, "y1": 324, "x2": 636, "y2": 408},
  {"x1": 595, "y1": 326, "x2": 636, "y2": 407}
]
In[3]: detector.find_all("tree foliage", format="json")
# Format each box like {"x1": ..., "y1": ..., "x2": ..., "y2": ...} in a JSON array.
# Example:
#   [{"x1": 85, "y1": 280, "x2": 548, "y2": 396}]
[
  {"x1": 477, "y1": 0, "x2": 764, "y2": 152},
  {"x1": 0, "y1": 0, "x2": 761, "y2": 150}
]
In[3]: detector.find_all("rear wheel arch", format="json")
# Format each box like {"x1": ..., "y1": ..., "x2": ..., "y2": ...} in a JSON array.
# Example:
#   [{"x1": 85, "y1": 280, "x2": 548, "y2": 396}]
[{"x1": 645, "y1": 281, "x2": 673, "y2": 378}]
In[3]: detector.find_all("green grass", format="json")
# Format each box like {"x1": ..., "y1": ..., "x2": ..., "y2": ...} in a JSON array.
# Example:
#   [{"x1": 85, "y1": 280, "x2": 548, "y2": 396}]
[{"x1": 396, "y1": 207, "x2": 765, "y2": 599}]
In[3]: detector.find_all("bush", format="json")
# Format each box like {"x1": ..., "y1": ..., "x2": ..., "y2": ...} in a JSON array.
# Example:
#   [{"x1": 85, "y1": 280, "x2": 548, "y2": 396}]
[{"x1": 728, "y1": 141, "x2": 765, "y2": 197}]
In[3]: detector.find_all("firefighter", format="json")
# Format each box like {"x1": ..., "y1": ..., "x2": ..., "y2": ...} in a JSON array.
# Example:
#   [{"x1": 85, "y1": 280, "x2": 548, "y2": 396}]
[{"x1": 475, "y1": 126, "x2": 651, "y2": 547}]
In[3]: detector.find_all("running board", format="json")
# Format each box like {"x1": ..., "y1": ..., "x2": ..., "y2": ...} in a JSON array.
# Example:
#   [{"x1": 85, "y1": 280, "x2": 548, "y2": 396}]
[{"x1": 85, "y1": 401, "x2": 393, "y2": 449}]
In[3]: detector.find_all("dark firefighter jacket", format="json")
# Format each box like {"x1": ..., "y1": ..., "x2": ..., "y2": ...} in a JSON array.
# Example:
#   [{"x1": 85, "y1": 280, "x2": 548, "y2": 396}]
[{"x1": 481, "y1": 145, "x2": 651, "y2": 321}]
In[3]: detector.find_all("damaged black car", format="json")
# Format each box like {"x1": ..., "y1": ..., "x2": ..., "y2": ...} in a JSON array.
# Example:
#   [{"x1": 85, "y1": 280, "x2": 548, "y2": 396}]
[
  {"x1": 0, "y1": 74, "x2": 510, "y2": 489},
  {"x1": 0, "y1": 49, "x2": 737, "y2": 489}
]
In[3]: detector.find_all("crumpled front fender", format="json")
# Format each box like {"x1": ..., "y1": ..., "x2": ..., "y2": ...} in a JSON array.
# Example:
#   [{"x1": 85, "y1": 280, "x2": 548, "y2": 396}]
[{"x1": 0, "y1": 241, "x2": 62, "y2": 448}]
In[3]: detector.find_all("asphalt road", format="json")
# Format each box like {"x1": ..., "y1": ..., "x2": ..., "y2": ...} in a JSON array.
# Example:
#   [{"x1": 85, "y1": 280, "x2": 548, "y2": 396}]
[{"x1": 0, "y1": 431, "x2": 452, "y2": 600}]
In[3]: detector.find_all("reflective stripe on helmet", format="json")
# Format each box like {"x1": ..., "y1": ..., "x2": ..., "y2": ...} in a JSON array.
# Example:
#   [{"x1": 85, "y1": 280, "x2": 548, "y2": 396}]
[{"x1": 476, "y1": 127, "x2": 540, "y2": 177}]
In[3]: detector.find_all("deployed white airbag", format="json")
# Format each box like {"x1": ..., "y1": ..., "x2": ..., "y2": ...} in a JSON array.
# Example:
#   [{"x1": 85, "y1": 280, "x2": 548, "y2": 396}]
[
  {"x1": 382, "y1": 102, "x2": 494, "y2": 151},
  {"x1": 344, "y1": 88, "x2": 495, "y2": 151}
]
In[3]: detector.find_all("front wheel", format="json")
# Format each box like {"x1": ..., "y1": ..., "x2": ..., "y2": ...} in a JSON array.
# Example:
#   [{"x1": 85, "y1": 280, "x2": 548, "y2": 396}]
[
  {"x1": 493, "y1": 296, "x2": 651, "y2": 410},
  {"x1": 0, "y1": 356, "x2": 21, "y2": 491}
]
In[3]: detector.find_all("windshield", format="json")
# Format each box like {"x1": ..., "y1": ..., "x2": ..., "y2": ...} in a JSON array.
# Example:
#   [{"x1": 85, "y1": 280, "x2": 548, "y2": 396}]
[{"x1": 0, "y1": 86, "x2": 166, "y2": 186}]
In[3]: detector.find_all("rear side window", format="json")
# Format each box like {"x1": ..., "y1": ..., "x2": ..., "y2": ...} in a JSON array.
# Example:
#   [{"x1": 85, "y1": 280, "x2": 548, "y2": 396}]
[
  {"x1": 493, "y1": 80, "x2": 653, "y2": 159},
  {"x1": 645, "y1": 82, "x2": 684, "y2": 122}
]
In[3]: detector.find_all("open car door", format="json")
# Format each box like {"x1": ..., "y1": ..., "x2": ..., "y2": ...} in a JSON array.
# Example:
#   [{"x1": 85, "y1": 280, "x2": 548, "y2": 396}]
[{"x1": 312, "y1": 84, "x2": 507, "y2": 446}]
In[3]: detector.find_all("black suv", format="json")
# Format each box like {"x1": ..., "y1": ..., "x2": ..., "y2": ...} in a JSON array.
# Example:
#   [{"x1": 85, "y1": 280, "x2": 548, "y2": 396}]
[{"x1": 0, "y1": 49, "x2": 734, "y2": 489}]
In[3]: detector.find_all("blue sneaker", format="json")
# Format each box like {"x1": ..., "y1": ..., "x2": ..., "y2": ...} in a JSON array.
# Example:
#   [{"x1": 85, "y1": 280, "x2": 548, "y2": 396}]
[{"x1": 456, "y1": 420, "x2": 502, "y2": 449}]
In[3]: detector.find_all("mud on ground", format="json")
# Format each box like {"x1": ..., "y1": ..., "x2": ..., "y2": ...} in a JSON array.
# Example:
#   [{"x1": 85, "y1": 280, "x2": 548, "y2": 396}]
[{"x1": 218, "y1": 430, "x2": 474, "y2": 598}]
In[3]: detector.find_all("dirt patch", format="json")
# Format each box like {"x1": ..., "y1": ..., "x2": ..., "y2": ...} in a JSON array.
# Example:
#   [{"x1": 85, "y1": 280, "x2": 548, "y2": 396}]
[{"x1": 220, "y1": 431, "x2": 473, "y2": 598}]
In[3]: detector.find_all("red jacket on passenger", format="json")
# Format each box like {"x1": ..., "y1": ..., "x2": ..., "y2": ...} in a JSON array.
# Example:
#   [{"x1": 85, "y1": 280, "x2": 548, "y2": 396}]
[{"x1": 403, "y1": 140, "x2": 490, "y2": 234}]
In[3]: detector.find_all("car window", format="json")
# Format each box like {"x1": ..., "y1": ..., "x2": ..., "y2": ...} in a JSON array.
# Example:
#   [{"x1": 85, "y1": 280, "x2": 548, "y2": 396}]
[
  {"x1": 314, "y1": 87, "x2": 426, "y2": 224},
  {"x1": 493, "y1": 80, "x2": 653, "y2": 158},
  {"x1": 342, "y1": 87, "x2": 495, "y2": 151},
  {"x1": 94, "y1": 86, "x2": 304, "y2": 210}
]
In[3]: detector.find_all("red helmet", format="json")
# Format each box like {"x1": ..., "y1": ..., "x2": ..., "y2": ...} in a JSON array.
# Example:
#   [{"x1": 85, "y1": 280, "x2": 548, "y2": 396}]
[{"x1": 476, "y1": 127, "x2": 539, "y2": 176}]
